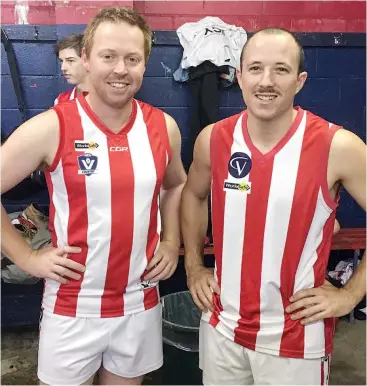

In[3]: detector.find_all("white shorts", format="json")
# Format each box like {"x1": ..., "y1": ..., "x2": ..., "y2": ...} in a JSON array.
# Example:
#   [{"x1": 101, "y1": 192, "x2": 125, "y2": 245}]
[
  {"x1": 199, "y1": 321, "x2": 331, "y2": 385},
  {"x1": 38, "y1": 304, "x2": 163, "y2": 385}
]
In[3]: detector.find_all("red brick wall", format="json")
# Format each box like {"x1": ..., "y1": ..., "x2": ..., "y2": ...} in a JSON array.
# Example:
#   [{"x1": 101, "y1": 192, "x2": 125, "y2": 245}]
[{"x1": 1, "y1": 1, "x2": 366, "y2": 32}]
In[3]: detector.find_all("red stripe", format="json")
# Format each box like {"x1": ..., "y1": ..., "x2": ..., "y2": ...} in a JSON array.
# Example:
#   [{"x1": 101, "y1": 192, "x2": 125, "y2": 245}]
[
  {"x1": 280, "y1": 116, "x2": 320, "y2": 356},
  {"x1": 320, "y1": 125, "x2": 341, "y2": 210},
  {"x1": 236, "y1": 152, "x2": 274, "y2": 350},
  {"x1": 278, "y1": 115, "x2": 322, "y2": 356},
  {"x1": 279, "y1": 114, "x2": 337, "y2": 356},
  {"x1": 56, "y1": 90, "x2": 73, "y2": 105},
  {"x1": 209, "y1": 116, "x2": 238, "y2": 326},
  {"x1": 316, "y1": 214, "x2": 336, "y2": 355},
  {"x1": 100, "y1": 136, "x2": 134, "y2": 317},
  {"x1": 321, "y1": 359, "x2": 325, "y2": 385},
  {"x1": 53, "y1": 103, "x2": 89, "y2": 317},
  {"x1": 141, "y1": 104, "x2": 168, "y2": 309}
]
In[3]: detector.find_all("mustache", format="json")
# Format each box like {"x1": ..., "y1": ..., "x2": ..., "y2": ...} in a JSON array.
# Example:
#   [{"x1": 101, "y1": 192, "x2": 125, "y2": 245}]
[{"x1": 256, "y1": 88, "x2": 278, "y2": 94}]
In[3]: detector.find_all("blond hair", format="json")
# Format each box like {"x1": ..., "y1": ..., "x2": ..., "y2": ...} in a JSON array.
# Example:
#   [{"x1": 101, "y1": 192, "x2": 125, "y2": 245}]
[{"x1": 83, "y1": 7, "x2": 153, "y2": 63}]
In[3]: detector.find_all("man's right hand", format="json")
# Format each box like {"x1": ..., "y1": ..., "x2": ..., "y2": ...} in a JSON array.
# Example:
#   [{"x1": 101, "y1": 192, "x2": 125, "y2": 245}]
[
  {"x1": 24, "y1": 245, "x2": 85, "y2": 284},
  {"x1": 187, "y1": 265, "x2": 220, "y2": 313}
]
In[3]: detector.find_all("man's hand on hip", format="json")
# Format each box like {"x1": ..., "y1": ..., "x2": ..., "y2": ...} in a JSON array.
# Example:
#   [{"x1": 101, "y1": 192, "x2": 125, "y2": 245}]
[
  {"x1": 286, "y1": 280, "x2": 358, "y2": 325},
  {"x1": 25, "y1": 245, "x2": 84, "y2": 284},
  {"x1": 187, "y1": 265, "x2": 220, "y2": 313},
  {"x1": 144, "y1": 240, "x2": 179, "y2": 283}
]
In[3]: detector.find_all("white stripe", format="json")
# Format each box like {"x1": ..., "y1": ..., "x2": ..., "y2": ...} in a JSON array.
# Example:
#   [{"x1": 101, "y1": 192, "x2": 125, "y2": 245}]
[
  {"x1": 70, "y1": 87, "x2": 76, "y2": 100},
  {"x1": 216, "y1": 114, "x2": 252, "y2": 340},
  {"x1": 295, "y1": 188, "x2": 333, "y2": 356},
  {"x1": 255, "y1": 111, "x2": 307, "y2": 353},
  {"x1": 123, "y1": 104, "x2": 158, "y2": 312},
  {"x1": 42, "y1": 160, "x2": 67, "y2": 312},
  {"x1": 75, "y1": 100, "x2": 112, "y2": 317}
]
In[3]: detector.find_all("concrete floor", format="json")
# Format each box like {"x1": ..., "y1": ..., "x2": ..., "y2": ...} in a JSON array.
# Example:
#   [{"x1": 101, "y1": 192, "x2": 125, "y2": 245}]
[{"x1": 1, "y1": 318, "x2": 366, "y2": 385}]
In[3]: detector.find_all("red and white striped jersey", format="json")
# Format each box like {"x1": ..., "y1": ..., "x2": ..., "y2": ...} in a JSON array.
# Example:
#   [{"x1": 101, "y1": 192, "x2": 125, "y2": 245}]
[
  {"x1": 205, "y1": 107, "x2": 340, "y2": 359},
  {"x1": 54, "y1": 87, "x2": 77, "y2": 105},
  {"x1": 43, "y1": 94, "x2": 171, "y2": 318}
]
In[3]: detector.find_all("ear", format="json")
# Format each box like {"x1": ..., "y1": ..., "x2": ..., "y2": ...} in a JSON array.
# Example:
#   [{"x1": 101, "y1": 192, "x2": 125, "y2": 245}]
[
  {"x1": 236, "y1": 67, "x2": 243, "y2": 91},
  {"x1": 81, "y1": 47, "x2": 90, "y2": 72},
  {"x1": 295, "y1": 71, "x2": 308, "y2": 95}
]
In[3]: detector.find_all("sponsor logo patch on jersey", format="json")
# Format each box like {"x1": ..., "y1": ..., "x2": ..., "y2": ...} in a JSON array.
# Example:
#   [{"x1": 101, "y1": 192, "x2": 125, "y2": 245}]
[
  {"x1": 77, "y1": 153, "x2": 98, "y2": 176},
  {"x1": 223, "y1": 180, "x2": 251, "y2": 194},
  {"x1": 75, "y1": 141, "x2": 99, "y2": 151},
  {"x1": 138, "y1": 279, "x2": 158, "y2": 290},
  {"x1": 228, "y1": 152, "x2": 252, "y2": 178},
  {"x1": 110, "y1": 146, "x2": 129, "y2": 152}
]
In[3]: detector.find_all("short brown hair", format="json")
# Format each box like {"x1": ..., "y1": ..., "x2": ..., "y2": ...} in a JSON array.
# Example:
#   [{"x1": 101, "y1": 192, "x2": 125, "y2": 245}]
[
  {"x1": 55, "y1": 33, "x2": 84, "y2": 57},
  {"x1": 240, "y1": 27, "x2": 305, "y2": 74},
  {"x1": 83, "y1": 7, "x2": 153, "y2": 64}
]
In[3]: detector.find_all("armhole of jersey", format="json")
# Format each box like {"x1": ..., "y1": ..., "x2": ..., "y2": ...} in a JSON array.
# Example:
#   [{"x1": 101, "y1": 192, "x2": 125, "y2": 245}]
[
  {"x1": 46, "y1": 106, "x2": 65, "y2": 172},
  {"x1": 161, "y1": 111, "x2": 172, "y2": 164},
  {"x1": 209, "y1": 123, "x2": 218, "y2": 170},
  {"x1": 320, "y1": 124, "x2": 341, "y2": 211}
]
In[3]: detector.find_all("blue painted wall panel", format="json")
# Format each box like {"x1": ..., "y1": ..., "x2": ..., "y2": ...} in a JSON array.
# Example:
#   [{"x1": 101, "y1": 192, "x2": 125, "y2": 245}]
[
  {"x1": 145, "y1": 45, "x2": 182, "y2": 78},
  {"x1": 2, "y1": 76, "x2": 57, "y2": 110},
  {"x1": 11, "y1": 43, "x2": 56, "y2": 76},
  {"x1": 1, "y1": 76, "x2": 18, "y2": 109},
  {"x1": 340, "y1": 78, "x2": 366, "y2": 109},
  {"x1": 160, "y1": 107, "x2": 191, "y2": 138},
  {"x1": 317, "y1": 47, "x2": 366, "y2": 78},
  {"x1": 2, "y1": 43, "x2": 56, "y2": 76},
  {"x1": 227, "y1": 87, "x2": 245, "y2": 108},
  {"x1": 295, "y1": 78, "x2": 341, "y2": 106},
  {"x1": 23, "y1": 76, "x2": 58, "y2": 109},
  {"x1": 1, "y1": 45, "x2": 11, "y2": 75},
  {"x1": 303, "y1": 47, "x2": 317, "y2": 77},
  {"x1": 136, "y1": 77, "x2": 190, "y2": 107}
]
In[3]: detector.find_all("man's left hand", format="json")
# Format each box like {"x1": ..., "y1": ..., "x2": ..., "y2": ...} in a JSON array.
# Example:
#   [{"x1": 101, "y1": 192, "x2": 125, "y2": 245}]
[
  {"x1": 143, "y1": 241, "x2": 179, "y2": 283},
  {"x1": 286, "y1": 281, "x2": 358, "y2": 325}
]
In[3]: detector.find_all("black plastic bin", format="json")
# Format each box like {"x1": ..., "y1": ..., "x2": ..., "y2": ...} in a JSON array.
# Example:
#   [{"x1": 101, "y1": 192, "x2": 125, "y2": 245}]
[{"x1": 159, "y1": 290, "x2": 202, "y2": 385}]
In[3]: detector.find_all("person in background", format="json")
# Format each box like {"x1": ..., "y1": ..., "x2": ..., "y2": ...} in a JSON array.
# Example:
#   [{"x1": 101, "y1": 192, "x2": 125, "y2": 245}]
[{"x1": 54, "y1": 33, "x2": 89, "y2": 104}]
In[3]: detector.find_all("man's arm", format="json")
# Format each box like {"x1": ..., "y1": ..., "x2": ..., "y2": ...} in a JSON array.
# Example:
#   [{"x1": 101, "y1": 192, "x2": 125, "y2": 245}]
[
  {"x1": 1, "y1": 110, "x2": 84, "y2": 283},
  {"x1": 181, "y1": 125, "x2": 212, "y2": 271},
  {"x1": 288, "y1": 129, "x2": 366, "y2": 324},
  {"x1": 180, "y1": 124, "x2": 220, "y2": 312},
  {"x1": 334, "y1": 130, "x2": 366, "y2": 303},
  {"x1": 333, "y1": 219, "x2": 340, "y2": 235},
  {"x1": 144, "y1": 114, "x2": 187, "y2": 282}
]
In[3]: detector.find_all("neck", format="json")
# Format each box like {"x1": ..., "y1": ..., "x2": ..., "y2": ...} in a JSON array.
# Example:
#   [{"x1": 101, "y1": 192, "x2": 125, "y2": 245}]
[
  {"x1": 76, "y1": 82, "x2": 88, "y2": 94},
  {"x1": 247, "y1": 108, "x2": 298, "y2": 153},
  {"x1": 86, "y1": 91, "x2": 133, "y2": 134}
]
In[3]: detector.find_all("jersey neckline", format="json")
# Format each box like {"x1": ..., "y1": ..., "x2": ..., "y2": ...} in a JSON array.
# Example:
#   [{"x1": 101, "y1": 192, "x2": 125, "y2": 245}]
[
  {"x1": 77, "y1": 92, "x2": 137, "y2": 137},
  {"x1": 241, "y1": 106, "x2": 304, "y2": 160}
]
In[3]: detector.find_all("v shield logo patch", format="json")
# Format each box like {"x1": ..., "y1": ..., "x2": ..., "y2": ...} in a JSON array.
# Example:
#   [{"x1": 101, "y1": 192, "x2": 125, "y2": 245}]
[{"x1": 77, "y1": 153, "x2": 98, "y2": 176}]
